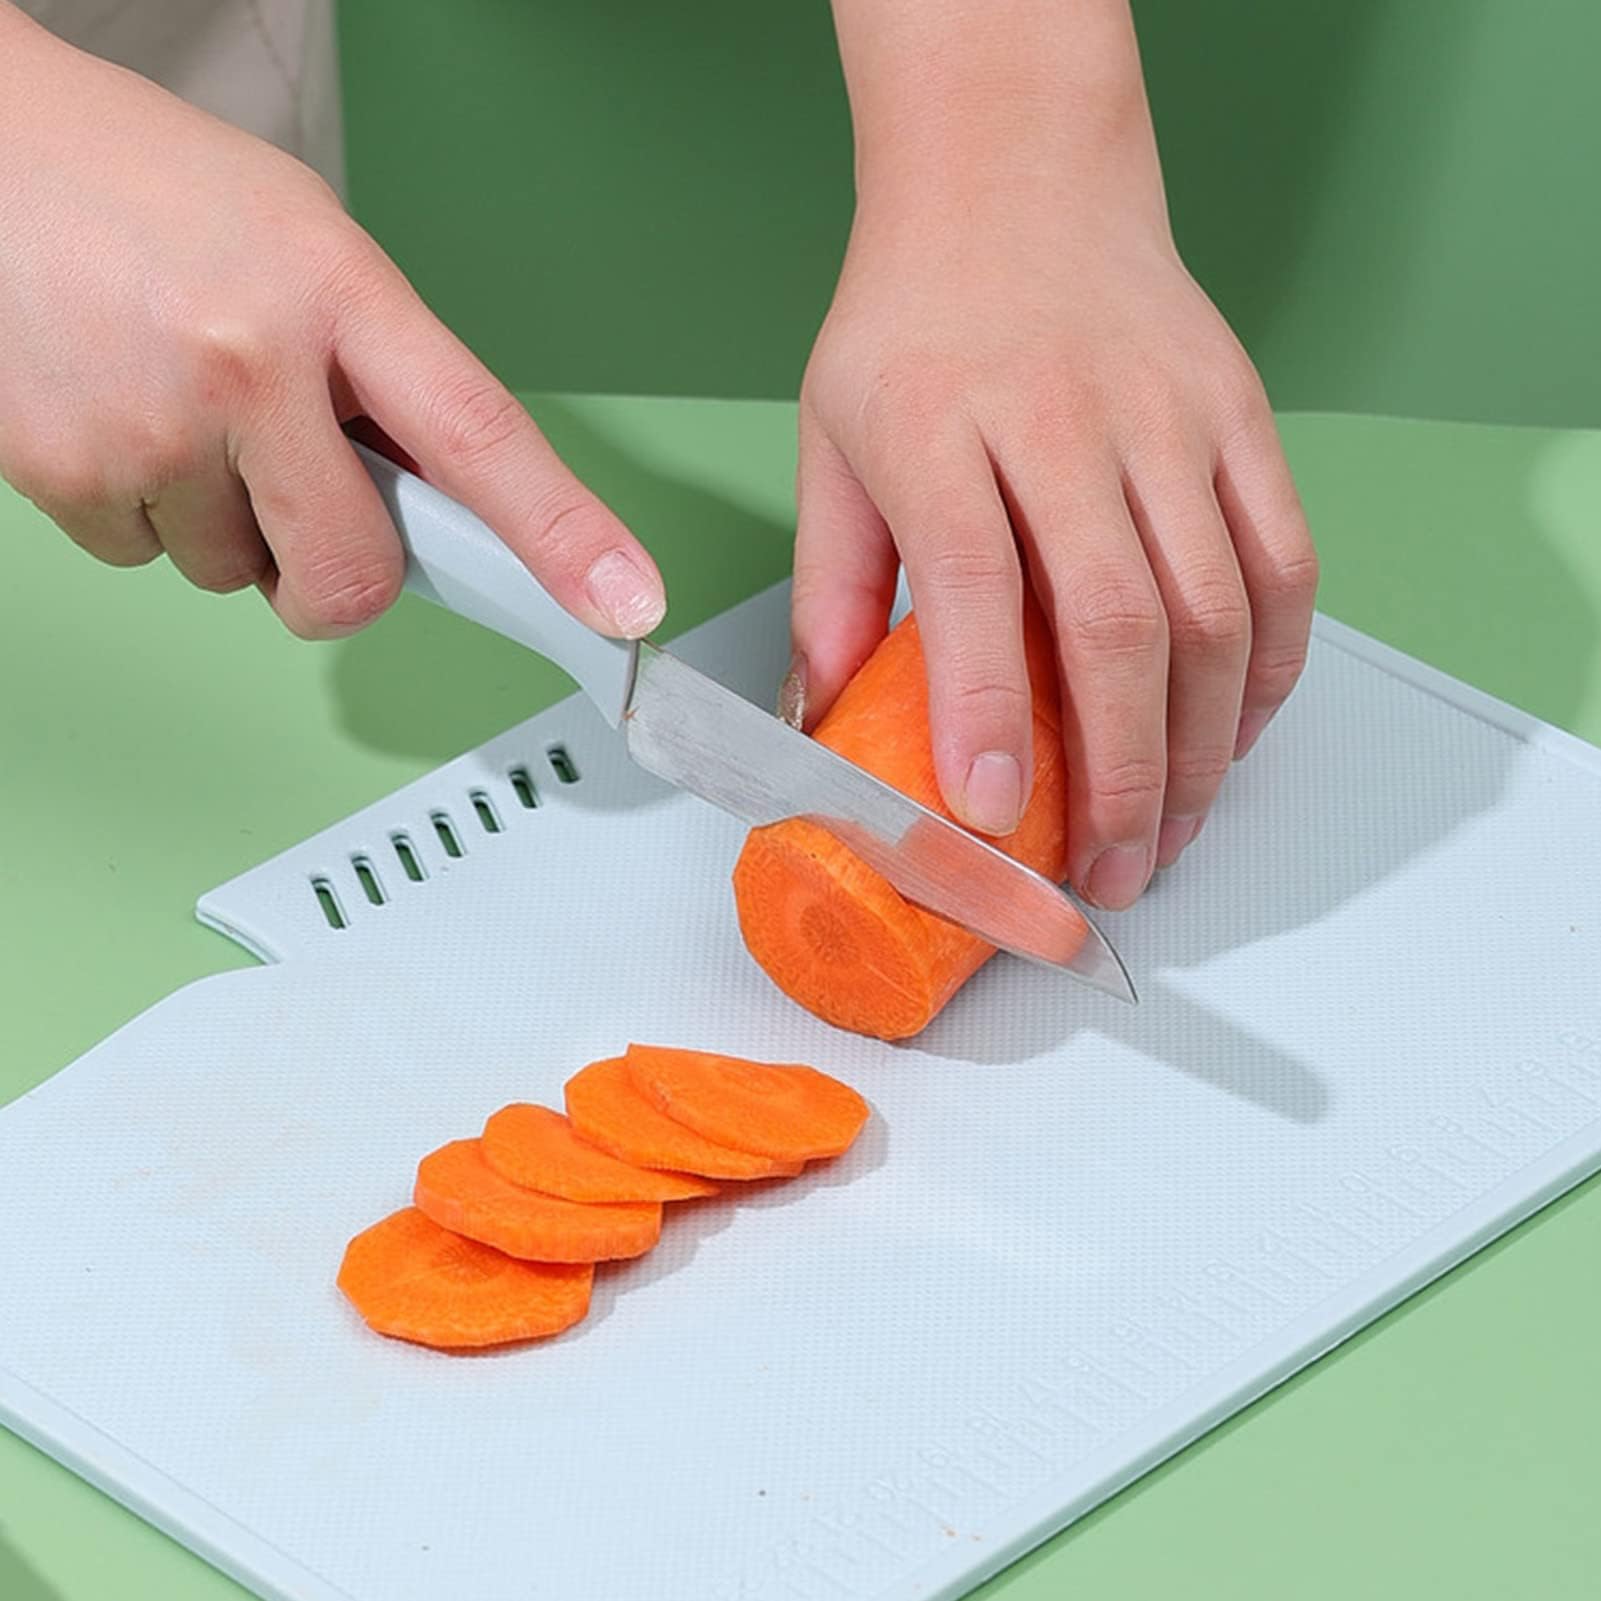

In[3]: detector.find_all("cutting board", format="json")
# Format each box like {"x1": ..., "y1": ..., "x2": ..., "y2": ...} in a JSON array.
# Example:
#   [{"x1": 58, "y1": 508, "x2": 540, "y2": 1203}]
[{"x1": 1, "y1": 583, "x2": 1598, "y2": 1601}]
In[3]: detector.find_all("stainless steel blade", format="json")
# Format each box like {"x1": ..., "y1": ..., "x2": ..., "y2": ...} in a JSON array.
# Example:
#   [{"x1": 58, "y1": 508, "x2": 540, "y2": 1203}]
[{"x1": 622, "y1": 643, "x2": 1136, "y2": 1002}]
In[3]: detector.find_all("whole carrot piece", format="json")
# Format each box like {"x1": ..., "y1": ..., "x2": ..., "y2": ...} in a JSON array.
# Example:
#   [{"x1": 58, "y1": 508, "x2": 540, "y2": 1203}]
[{"x1": 732, "y1": 603, "x2": 1078, "y2": 1038}]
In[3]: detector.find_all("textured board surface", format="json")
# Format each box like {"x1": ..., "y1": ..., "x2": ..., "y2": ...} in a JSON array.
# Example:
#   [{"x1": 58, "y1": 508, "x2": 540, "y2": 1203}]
[{"x1": 1, "y1": 584, "x2": 1598, "y2": 1601}]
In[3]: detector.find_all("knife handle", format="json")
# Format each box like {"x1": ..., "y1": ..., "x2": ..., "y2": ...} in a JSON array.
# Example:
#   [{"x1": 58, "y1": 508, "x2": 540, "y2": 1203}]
[{"x1": 352, "y1": 441, "x2": 636, "y2": 727}]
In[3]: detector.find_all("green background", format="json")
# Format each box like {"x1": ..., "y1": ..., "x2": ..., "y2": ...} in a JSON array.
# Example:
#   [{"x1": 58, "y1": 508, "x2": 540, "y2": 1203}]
[
  {"x1": 337, "y1": 0, "x2": 1600, "y2": 427},
  {"x1": 5, "y1": 0, "x2": 1601, "y2": 1594},
  {"x1": 3, "y1": 402, "x2": 1600, "y2": 1599}
]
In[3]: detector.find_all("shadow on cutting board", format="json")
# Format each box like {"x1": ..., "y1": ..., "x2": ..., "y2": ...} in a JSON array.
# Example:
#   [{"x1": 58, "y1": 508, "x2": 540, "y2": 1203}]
[
  {"x1": 580, "y1": 1112, "x2": 891, "y2": 1334},
  {"x1": 0, "y1": 1529, "x2": 64, "y2": 1601},
  {"x1": 913, "y1": 646, "x2": 1525, "y2": 1120}
]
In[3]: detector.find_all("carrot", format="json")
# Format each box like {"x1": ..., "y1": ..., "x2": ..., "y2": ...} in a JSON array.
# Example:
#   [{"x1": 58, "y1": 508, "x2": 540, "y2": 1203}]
[
  {"x1": 624, "y1": 1044, "x2": 869, "y2": 1162},
  {"x1": 414, "y1": 1139, "x2": 662, "y2": 1262},
  {"x1": 481, "y1": 1103, "x2": 719, "y2": 1203},
  {"x1": 731, "y1": 603, "x2": 1080, "y2": 1039},
  {"x1": 565, "y1": 1056, "x2": 804, "y2": 1180},
  {"x1": 337, "y1": 1206, "x2": 592, "y2": 1349}
]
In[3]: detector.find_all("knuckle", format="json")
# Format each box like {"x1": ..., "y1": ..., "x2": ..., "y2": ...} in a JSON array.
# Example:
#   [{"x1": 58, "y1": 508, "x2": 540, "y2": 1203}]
[
  {"x1": 1249, "y1": 639, "x2": 1311, "y2": 701},
  {"x1": 1166, "y1": 744, "x2": 1234, "y2": 792},
  {"x1": 1013, "y1": 372, "x2": 1096, "y2": 452},
  {"x1": 189, "y1": 313, "x2": 276, "y2": 404},
  {"x1": 127, "y1": 424, "x2": 197, "y2": 493},
  {"x1": 1088, "y1": 753, "x2": 1167, "y2": 834},
  {"x1": 432, "y1": 380, "x2": 533, "y2": 472},
  {"x1": 296, "y1": 551, "x2": 403, "y2": 635},
  {"x1": 93, "y1": 527, "x2": 163, "y2": 568},
  {"x1": 1259, "y1": 544, "x2": 1321, "y2": 609},
  {"x1": 308, "y1": 223, "x2": 387, "y2": 310},
  {"x1": 920, "y1": 542, "x2": 1018, "y2": 602},
  {"x1": 33, "y1": 452, "x2": 109, "y2": 512},
  {"x1": 1210, "y1": 347, "x2": 1271, "y2": 432},
  {"x1": 1060, "y1": 570, "x2": 1167, "y2": 658},
  {"x1": 519, "y1": 488, "x2": 611, "y2": 566},
  {"x1": 1120, "y1": 369, "x2": 1191, "y2": 449},
  {"x1": 943, "y1": 672, "x2": 1031, "y2": 725},
  {"x1": 1169, "y1": 576, "x2": 1251, "y2": 660}
]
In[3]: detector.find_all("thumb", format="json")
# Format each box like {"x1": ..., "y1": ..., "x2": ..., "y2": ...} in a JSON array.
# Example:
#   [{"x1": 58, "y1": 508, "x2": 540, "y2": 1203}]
[{"x1": 789, "y1": 411, "x2": 899, "y2": 729}]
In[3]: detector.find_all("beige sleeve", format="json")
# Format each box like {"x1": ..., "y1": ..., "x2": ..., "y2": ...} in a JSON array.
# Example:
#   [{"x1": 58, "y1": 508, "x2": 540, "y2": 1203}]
[{"x1": 15, "y1": 1, "x2": 346, "y2": 196}]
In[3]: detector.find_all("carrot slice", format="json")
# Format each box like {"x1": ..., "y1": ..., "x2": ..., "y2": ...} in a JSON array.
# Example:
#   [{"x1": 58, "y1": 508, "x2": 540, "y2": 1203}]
[
  {"x1": 414, "y1": 1139, "x2": 662, "y2": 1262},
  {"x1": 564, "y1": 1056, "x2": 804, "y2": 1180},
  {"x1": 732, "y1": 602, "x2": 1083, "y2": 1039},
  {"x1": 481, "y1": 1103, "x2": 719, "y2": 1203},
  {"x1": 624, "y1": 1044, "x2": 869, "y2": 1162},
  {"x1": 337, "y1": 1206, "x2": 592, "y2": 1349}
]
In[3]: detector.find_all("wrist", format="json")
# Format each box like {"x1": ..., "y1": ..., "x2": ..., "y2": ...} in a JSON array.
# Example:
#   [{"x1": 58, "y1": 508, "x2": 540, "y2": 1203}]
[{"x1": 833, "y1": 0, "x2": 1170, "y2": 248}]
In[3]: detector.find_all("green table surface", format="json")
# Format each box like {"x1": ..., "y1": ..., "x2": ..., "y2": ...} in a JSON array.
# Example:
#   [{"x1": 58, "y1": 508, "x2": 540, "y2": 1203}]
[{"x1": 2, "y1": 396, "x2": 1598, "y2": 1600}]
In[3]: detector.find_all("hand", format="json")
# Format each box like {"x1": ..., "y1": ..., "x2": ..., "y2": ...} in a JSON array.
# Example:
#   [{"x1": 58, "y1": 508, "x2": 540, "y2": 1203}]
[
  {"x1": 795, "y1": 1, "x2": 1317, "y2": 910},
  {"x1": 0, "y1": 10, "x2": 664, "y2": 641}
]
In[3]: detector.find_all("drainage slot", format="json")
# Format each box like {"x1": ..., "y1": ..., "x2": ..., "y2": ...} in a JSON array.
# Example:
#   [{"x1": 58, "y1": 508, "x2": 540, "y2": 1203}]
[
  {"x1": 508, "y1": 766, "x2": 540, "y2": 809},
  {"x1": 351, "y1": 855, "x2": 387, "y2": 906},
  {"x1": 547, "y1": 745, "x2": 581, "y2": 784},
  {"x1": 470, "y1": 791, "x2": 503, "y2": 834},
  {"x1": 431, "y1": 812, "x2": 465, "y2": 859},
  {"x1": 391, "y1": 833, "x2": 426, "y2": 882},
  {"x1": 312, "y1": 877, "x2": 348, "y2": 930}
]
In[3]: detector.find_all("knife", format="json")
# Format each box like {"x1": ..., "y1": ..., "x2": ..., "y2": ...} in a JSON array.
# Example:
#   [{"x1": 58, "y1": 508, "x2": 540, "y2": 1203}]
[{"x1": 353, "y1": 442, "x2": 1136, "y2": 1003}]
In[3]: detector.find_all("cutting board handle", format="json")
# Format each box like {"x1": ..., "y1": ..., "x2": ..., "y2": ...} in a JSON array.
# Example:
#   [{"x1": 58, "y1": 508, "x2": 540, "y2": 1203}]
[{"x1": 352, "y1": 440, "x2": 636, "y2": 727}]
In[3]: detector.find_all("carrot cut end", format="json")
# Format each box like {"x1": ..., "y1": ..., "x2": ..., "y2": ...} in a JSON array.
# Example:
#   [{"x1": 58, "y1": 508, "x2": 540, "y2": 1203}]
[{"x1": 733, "y1": 818, "x2": 970, "y2": 1041}]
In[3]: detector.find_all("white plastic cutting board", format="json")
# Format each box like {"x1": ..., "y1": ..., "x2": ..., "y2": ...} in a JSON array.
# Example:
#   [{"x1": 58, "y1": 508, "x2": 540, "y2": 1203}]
[{"x1": 2, "y1": 583, "x2": 1599, "y2": 1601}]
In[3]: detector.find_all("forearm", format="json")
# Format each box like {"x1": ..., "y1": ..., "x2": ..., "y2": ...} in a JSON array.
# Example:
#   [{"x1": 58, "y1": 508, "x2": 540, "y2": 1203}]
[{"x1": 828, "y1": 0, "x2": 1169, "y2": 238}]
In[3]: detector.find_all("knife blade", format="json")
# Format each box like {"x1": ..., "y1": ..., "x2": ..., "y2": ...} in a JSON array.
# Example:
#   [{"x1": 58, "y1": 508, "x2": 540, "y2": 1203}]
[{"x1": 623, "y1": 643, "x2": 1136, "y2": 1001}]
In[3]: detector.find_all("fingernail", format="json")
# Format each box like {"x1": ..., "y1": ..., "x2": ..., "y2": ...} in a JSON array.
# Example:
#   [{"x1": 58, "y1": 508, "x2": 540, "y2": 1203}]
[
  {"x1": 1156, "y1": 815, "x2": 1201, "y2": 870},
  {"x1": 1234, "y1": 707, "x2": 1273, "y2": 760},
  {"x1": 1087, "y1": 843, "x2": 1152, "y2": 910},
  {"x1": 777, "y1": 651, "x2": 808, "y2": 730},
  {"x1": 962, "y1": 751, "x2": 1023, "y2": 836},
  {"x1": 585, "y1": 549, "x2": 666, "y2": 638}
]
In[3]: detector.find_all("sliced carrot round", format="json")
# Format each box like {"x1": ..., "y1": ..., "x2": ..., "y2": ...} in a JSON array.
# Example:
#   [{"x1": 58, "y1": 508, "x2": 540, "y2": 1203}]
[
  {"x1": 337, "y1": 1206, "x2": 593, "y2": 1349},
  {"x1": 625, "y1": 1044, "x2": 869, "y2": 1161},
  {"x1": 482, "y1": 1103, "x2": 718, "y2": 1203},
  {"x1": 564, "y1": 1057, "x2": 803, "y2": 1181},
  {"x1": 414, "y1": 1139, "x2": 661, "y2": 1262}
]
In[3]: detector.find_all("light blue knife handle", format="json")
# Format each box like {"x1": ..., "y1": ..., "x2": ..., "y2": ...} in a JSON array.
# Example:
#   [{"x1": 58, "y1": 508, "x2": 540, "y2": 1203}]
[{"x1": 352, "y1": 440, "x2": 636, "y2": 727}]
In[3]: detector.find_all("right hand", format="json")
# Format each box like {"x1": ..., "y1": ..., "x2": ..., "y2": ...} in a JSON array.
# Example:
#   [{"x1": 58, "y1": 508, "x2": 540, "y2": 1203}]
[{"x1": 0, "y1": 10, "x2": 665, "y2": 640}]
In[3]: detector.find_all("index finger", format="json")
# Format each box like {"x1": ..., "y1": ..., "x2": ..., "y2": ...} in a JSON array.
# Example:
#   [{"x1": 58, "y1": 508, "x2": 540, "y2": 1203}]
[
  {"x1": 859, "y1": 421, "x2": 1035, "y2": 837},
  {"x1": 335, "y1": 267, "x2": 665, "y2": 639}
]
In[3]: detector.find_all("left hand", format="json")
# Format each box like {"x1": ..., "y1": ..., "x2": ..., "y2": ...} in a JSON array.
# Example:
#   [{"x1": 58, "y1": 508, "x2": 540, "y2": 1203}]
[{"x1": 790, "y1": 181, "x2": 1318, "y2": 911}]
